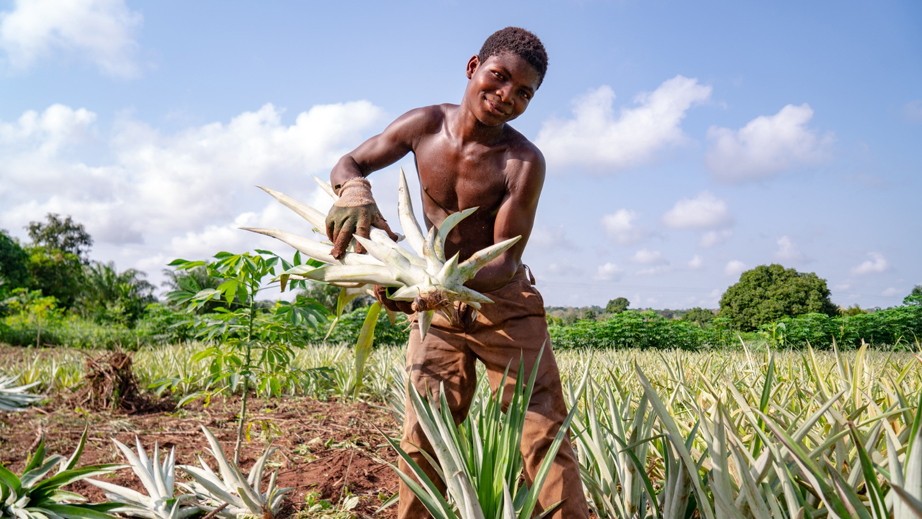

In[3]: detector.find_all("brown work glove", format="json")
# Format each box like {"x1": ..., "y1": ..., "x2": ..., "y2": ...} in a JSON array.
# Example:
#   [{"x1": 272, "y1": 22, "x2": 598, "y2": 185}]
[
  {"x1": 373, "y1": 285, "x2": 415, "y2": 315},
  {"x1": 325, "y1": 177, "x2": 399, "y2": 259}
]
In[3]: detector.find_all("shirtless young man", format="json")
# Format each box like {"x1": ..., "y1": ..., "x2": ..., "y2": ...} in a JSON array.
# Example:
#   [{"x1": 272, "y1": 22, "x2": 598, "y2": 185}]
[{"x1": 325, "y1": 27, "x2": 589, "y2": 519}]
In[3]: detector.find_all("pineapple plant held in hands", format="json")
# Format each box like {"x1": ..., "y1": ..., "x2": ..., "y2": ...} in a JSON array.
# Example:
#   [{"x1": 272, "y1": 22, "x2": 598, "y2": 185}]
[{"x1": 245, "y1": 168, "x2": 521, "y2": 339}]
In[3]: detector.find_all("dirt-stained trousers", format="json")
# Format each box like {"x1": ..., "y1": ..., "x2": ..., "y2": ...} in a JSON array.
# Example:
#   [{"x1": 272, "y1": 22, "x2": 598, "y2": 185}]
[{"x1": 397, "y1": 266, "x2": 590, "y2": 519}]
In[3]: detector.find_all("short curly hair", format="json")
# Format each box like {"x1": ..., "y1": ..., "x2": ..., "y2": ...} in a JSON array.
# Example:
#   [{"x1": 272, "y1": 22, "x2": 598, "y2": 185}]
[{"x1": 478, "y1": 27, "x2": 548, "y2": 88}]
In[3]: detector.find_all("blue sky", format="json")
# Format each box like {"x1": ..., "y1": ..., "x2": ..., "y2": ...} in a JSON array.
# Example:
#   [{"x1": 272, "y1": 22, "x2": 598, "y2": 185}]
[{"x1": 1, "y1": 0, "x2": 920, "y2": 309}]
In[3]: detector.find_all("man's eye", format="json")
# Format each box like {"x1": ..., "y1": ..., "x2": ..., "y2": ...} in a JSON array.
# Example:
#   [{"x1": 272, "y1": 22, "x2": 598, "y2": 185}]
[
  {"x1": 520, "y1": 91, "x2": 531, "y2": 100},
  {"x1": 493, "y1": 71, "x2": 503, "y2": 79}
]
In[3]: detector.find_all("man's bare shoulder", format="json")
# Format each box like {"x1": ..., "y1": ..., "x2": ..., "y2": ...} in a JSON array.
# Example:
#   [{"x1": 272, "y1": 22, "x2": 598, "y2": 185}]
[
  {"x1": 503, "y1": 125, "x2": 547, "y2": 182},
  {"x1": 390, "y1": 105, "x2": 450, "y2": 144}
]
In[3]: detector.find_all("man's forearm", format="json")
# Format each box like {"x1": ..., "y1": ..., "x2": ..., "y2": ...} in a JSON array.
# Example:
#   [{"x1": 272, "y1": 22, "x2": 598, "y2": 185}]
[{"x1": 330, "y1": 155, "x2": 367, "y2": 193}]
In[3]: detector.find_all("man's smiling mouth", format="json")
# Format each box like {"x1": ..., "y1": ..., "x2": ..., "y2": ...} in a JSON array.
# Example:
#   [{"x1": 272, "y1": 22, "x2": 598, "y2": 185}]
[{"x1": 486, "y1": 97, "x2": 510, "y2": 116}]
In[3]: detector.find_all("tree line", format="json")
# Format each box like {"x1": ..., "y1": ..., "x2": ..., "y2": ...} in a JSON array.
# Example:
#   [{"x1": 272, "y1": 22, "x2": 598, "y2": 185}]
[
  {"x1": 552, "y1": 264, "x2": 920, "y2": 332},
  {"x1": 2, "y1": 213, "x2": 919, "y2": 350},
  {"x1": 1, "y1": 214, "x2": 157, "y2": 326}
]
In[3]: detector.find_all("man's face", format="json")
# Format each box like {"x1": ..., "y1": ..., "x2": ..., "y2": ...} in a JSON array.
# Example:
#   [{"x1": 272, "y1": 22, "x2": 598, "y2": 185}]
[{"x1": 465, "y1": 52, "x2": 541, "y2": 126}]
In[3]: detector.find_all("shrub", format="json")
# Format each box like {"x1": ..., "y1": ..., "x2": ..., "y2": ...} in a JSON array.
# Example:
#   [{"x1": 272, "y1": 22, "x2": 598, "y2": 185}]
[
  {"x1": 550, "y1": 311, "x2": 708, "y2": 350},
  {"x1": 758, "y1": 304, "x2": 922, "y2": 349}
]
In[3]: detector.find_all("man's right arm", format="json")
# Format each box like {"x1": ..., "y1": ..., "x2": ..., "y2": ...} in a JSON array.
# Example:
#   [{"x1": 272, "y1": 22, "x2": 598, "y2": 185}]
[
  {"x1": 326, "y1": 107, "x2": 438, "y2": 258},
  {"x1": 329, "y1": 106, "x2": 437, "y2": 190}
]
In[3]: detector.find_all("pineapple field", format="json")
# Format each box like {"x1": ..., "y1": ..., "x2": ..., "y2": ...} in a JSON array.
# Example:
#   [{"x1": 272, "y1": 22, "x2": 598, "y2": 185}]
[
  {"x1": 1, "y1": 341, "x2": 920, "y2": 519},
  {"x1": 2, "y1": 187, "x2": 921, "y2": 517}
]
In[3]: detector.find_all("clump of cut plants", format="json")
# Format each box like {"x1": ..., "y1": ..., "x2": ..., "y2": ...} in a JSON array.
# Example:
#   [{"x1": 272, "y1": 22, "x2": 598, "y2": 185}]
[{"x1": 79, "y1": 350, "x2": 148, "y2": 412}]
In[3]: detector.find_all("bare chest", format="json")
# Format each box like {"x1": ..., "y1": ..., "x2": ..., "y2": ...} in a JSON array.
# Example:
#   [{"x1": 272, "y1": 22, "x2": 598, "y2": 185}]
[{"x1": 413, "y1": 138, "x2": 509, "y2": 220}]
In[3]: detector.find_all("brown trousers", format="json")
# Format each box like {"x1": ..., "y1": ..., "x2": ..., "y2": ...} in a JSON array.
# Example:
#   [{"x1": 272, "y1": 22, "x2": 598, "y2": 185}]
[{"x1": 398, "y1": 267, "x2": 589, "y2": 519}]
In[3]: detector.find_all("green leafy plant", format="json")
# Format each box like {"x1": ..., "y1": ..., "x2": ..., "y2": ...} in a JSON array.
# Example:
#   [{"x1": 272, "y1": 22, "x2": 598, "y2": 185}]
[
  {"x1": 0, "y1": 426, "x2": 121, "y2": 519},
  {"x1": 78, "y1": 261, "x2": 156, "y2": 327},
  {"x1": 548, "y1": 310, "x2": 706, "y2": 350},
  {"x1": 247, "y1": 173, "x2": 518, "y2": 400},
  {"x1": 168, "y1": 250, "x2": 326, "y2": 463},
  {"x1": 2, "y1": 288, "x2": 61, "y2": 348},
  {"x1": 0, "y1": 230, "x2": 31, "y2": 298}
]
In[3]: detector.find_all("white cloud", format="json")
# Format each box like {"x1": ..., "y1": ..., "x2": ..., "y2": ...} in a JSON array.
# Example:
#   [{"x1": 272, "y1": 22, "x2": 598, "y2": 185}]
[
  {"x1": 0, "y1": 0, "x2": 143, "y2": 77},
  {"x1": 688, "y1": 255, "x2": 703, "y2": 269},
  {"x1": 166, "y1": 203, "x2": 312, "y2": 260},
  {"x1": 699, "y1": 230, "x2": 732, "y2": 248},
  {"x1": 706, "y1": 104, "x2": 833, "y2": 181},
  {"x1": 0, "y1": 101, "x2": 386, "y2": 290},
  {"x1": 725, "y1": 260, "x2": 747, "y2": 277},
  {"x1": 633, "y1": 249, "x2": 670, "y2": 276},
  {"x1": 529, "y1": 224, "x2": 577, "y2": 250},
  {"x1": 881, "y1": 287, "x2": 900, "y2": 297},
  {"x1": 631, "y1": 248, "x2": 667, "y2": 265},
  {"x1": 904, "y1": 100, "x2": 922, "y2": 123},
  {"x1": 542, "y1": 263, "x2": 584, "y2": 278},
  {"x1": 536, "y1": 76, "x2": 711, "y2": 170},
  {"x1": 851, "y1": 252, "x2": 889, "y2": 275},
  {"x1": 690, "y1": 290, "x2": 721, "y2": 309},
  {"x1": 595, "y1": 262, "x2": 623, "y2": 282},
  {"x1": 662, "y1": 191, "x2": 733, "y2": 229},
  {"x1": 601, "y1": 208, "x2": 647, "y2": 244},
  {"x1": 636, "y1": 265, "x2": 672, "y2": 277},
  {"x1": 773, "y1": 235, "x2": 806, "y2": 263}
]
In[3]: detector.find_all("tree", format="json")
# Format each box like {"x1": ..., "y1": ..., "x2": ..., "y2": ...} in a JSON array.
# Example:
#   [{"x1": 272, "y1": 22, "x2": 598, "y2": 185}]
[
  {"x1": 905, "y1": 285, "x2": 922, "y2": 306},
  {"x1": 839, "y1": 304, "x2": 867, "y2": 316},
  {"x1": 0, "y1": 230, "x2": 31, "y2": 296},
  {"x1": 26, "y1": 213, "x2": 93, "y2": 263},
  {"x1": 25, "y1": 247, "x2": 84, "y2": 309},
  {"x1": 605, "y1": 297, "x2": 630, "y2": 314},
  {"x1": 681, "y1": 307, "x2": 715, "y2": 326},
  {"x1": 718, "y1": 264, "x2": 838, "y2": 331},
  {"x1": 80, "y1": 261, "x2": 157, "y2": 325}
]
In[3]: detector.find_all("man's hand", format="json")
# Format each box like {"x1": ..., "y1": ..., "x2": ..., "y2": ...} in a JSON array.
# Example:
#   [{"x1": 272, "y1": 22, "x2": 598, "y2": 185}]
[
  {"x1": 373, "y1": 285, "x2": 415, "y2": 314},
  {"x1": 325, "y1": 177, "x2": 399, "y2": 259}
]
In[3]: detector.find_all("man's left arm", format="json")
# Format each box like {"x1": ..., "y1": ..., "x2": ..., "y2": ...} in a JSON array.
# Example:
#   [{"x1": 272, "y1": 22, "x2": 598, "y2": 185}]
[{"x1": 465, "y1": 150, "x2": 546, "y2": 293}]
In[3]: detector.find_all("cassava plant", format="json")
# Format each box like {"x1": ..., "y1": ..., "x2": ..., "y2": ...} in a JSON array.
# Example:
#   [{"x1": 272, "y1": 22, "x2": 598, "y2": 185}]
[{"x1": 167, "y1": 250, "x2": 326, "y2": 464}]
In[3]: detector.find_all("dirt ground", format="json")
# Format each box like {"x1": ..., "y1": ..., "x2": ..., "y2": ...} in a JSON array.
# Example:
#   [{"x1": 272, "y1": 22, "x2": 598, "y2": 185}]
[{"x1": 0, "y1": 392, "x2": 402, "y2": 518}]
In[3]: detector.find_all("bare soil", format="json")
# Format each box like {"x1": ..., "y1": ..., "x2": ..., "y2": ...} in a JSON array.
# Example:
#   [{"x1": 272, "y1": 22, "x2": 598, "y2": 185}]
[{"x1": 0, "y1": 391, "x2": 402, "y2": 518}]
